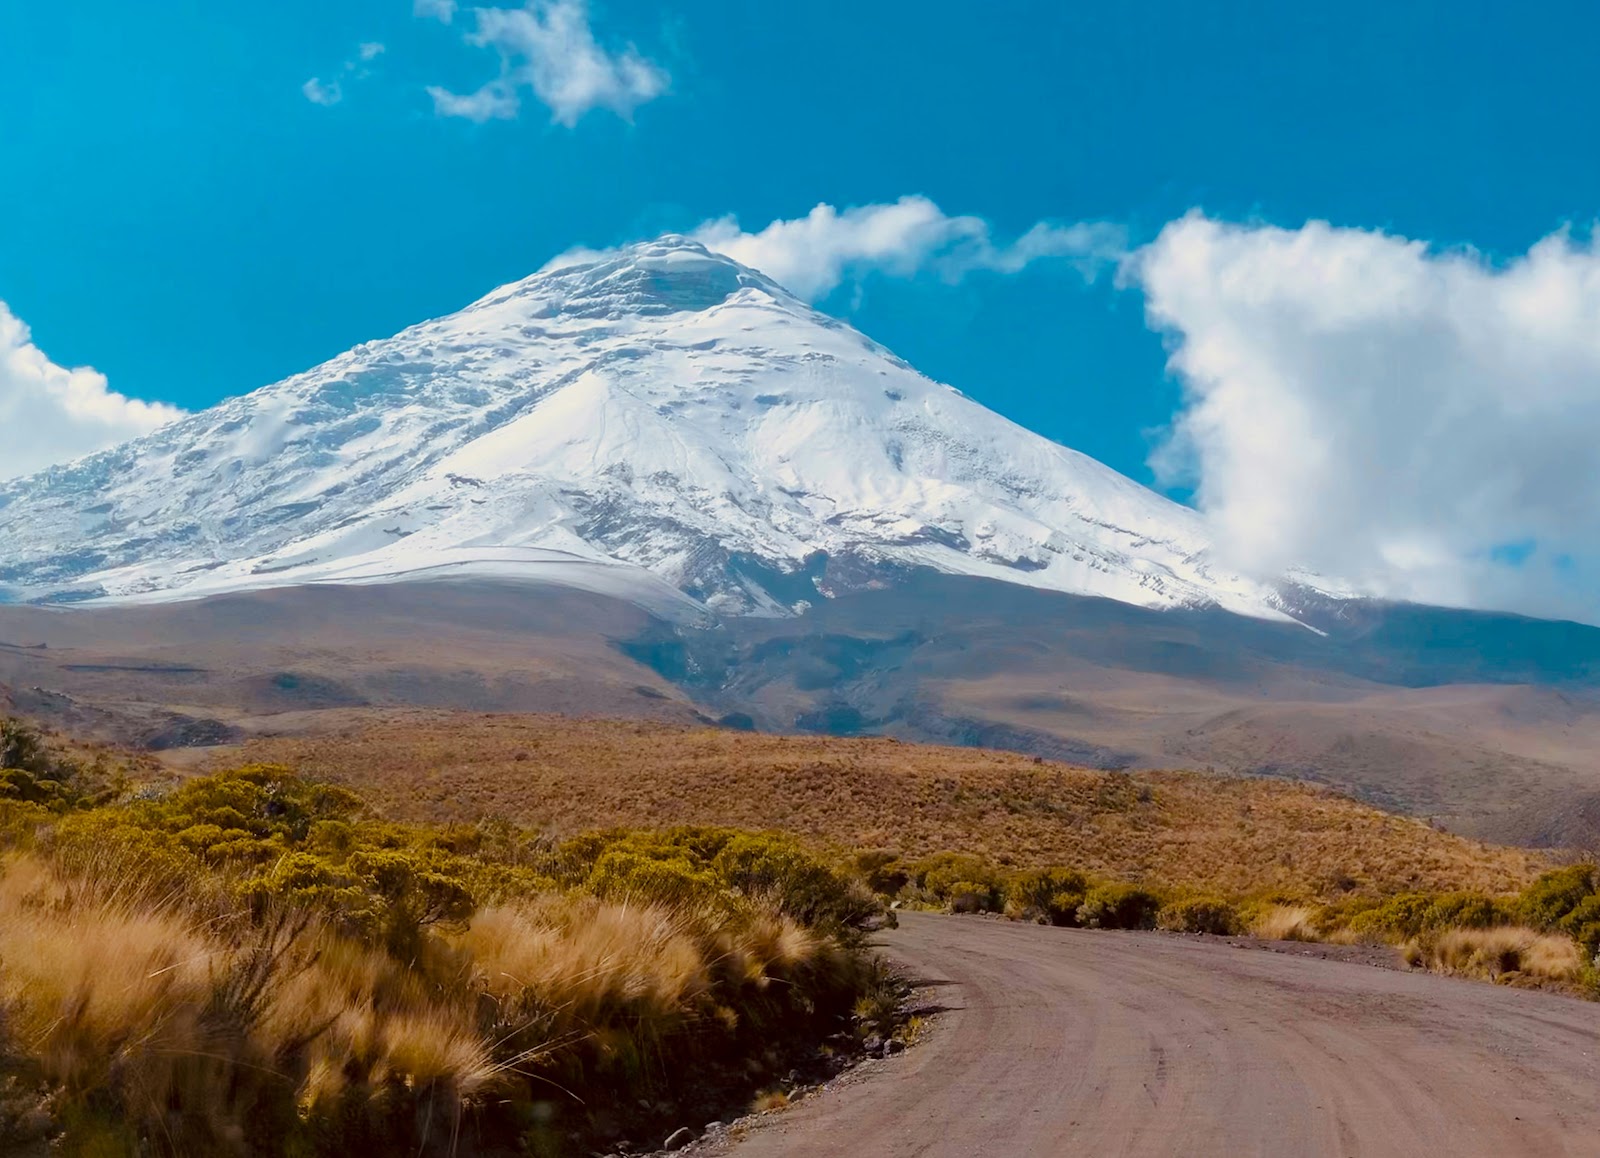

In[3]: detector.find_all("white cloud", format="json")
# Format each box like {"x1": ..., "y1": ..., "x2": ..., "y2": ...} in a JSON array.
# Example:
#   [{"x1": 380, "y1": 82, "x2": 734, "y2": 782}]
[
  {"x1": 0, "y1": 303, "x2": 183, "y2": 482},
  {"x1": 304, "y1": 42, "x2": 387, "y2": 106},
  {"x1": 1132, "y1": 213, "x2": 1600, "y2": 621},
  {"x1": 426, "y1": 81, "x2": 519, "y2": 122},
  {"x1": 426, "y1": 0, "x2": 668, "y2": 127},
  {"x1": 689, "y1": 196, "x2": 1126, "y2": 301},
  {"x1": 415, "y1": 0, "x2": 457, "y2": 23},
  {"x1": 301, "y1": 77, "x2": 342, "y2": 106}
]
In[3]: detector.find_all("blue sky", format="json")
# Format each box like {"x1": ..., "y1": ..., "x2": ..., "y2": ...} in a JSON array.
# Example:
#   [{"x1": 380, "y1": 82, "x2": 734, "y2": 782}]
[{"x1": 5, "y1": 1, "x2": 1600, "y2": 618}]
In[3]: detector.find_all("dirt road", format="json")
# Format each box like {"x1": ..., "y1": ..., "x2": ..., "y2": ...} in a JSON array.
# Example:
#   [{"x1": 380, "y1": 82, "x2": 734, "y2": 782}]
[{"x1": 718, "y1": 912, "x2": 1600, "y2": 1157}]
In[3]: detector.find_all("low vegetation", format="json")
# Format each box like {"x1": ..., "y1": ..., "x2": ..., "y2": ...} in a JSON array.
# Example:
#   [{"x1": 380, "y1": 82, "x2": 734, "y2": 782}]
[
  {"x1": 869, "y1": 843, "x2": 1600, "y2": 993},
  {"x1": 0, "y1": 722, "x2": 899, "y2": 1157},
  {"x1": 4, "y1": 711, "x2": 1592, "y2": 1153},
  {"x1": 234, "y1": 711, "x2": 1547, "y2": 898},
  {"x1": 232, "y1": 714, "x2": 1600, "y2": 994},
  {"x1": 1401, "y1": 927, "x2": 1584, "y2": 984}
]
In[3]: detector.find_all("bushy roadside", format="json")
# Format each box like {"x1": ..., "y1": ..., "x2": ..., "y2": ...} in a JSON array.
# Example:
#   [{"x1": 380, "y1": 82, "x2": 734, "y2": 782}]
[
  {"x1": 870, "y1": 850, "x2": 1206, "y2": 932},
  {"x1": 867, "y1": 846, "x2": 1600, "y2": 992},
  {"x1": 0, "y1": 722, "x2": 899, "y2": 1157},
  {"x1": 5, "y1": 716, "x2": 1593, "y2": 1153}
]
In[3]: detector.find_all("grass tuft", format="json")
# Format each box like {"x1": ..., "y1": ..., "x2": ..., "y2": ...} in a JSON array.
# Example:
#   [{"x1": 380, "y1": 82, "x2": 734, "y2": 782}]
[
  {"x1": 1247, "y1": 904, "x2": 1320, "y2": 942},
  {"x1": 1403, "y1": 926, "x2": 1586, "y2": 984}
]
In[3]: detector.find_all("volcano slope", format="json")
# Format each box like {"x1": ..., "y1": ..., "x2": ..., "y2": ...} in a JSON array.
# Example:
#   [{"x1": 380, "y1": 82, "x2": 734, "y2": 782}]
[
  {"x1": 711, "y1": 912, "x2": 1600, "y2": 1158},
  {"x1": 7, "y1": 574, "x2": 1600, "y2": 850}
]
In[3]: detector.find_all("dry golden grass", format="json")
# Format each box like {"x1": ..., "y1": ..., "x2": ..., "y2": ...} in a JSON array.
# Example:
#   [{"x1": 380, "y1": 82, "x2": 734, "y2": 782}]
[
  {"x1": 0, "y1": 850, "x2": 486, "y2": 1138},
  {"x1": 458, "y1": 896, "x2": 713, "y2": 1029},
  {"x1": 1247, "y1": 904, "x2": 1320, "y2": 941},
  {"x1": 0, "y1": 855, "x2": 260, "y2": 1150},
  {"x1": 0, "y1": 846, "x2": 858, "y2": 1153},
  {"x1": 750, "y1": 1089, "x2": 791, "y2": 1113},
  {"x1": 231, "y1": 711, "x2": 1549, "y2": 899},
  {"x1": 1403, "y1": 926, "x2": 1586, "y2": 984}
]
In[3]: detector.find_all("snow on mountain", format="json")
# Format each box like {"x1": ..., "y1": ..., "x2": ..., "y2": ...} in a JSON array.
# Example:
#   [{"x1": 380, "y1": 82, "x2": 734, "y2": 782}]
[{"x1": 0, "y1": 236, "x2": 1318, "y2": 621}]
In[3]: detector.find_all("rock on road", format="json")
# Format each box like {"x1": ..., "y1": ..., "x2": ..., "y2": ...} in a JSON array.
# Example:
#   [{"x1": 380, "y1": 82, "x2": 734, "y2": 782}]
[{"x1": 717, "y1": 912, "x2": 1600, "y2": 1157}]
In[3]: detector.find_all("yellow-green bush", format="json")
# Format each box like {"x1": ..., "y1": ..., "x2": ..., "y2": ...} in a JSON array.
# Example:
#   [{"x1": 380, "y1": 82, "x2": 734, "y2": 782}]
[
  {"x1": 587, "y1": 846, "x2": 728, "y2": 909},
  {"x1": 1556, "y1": 895, "x2": 1600, "y2": 960},
  {"x1": 1504, "y1": 865, "x2": 1600, "y2": 963},
  {"x1": 1421, "y1": 891, "x2": 1510, "y2": 931},
  {"x1": 1517, "y1": 864, "x2": 1596, "y2": 930},
  {"x1": 1156, "y1": 895, "x2": 1239, "y2": 935},
  {"x1": 909, "y1": 852, "x2": 1006, "y2": 912},
  {"x1": 0, "y1": 719, "x2": 116, "y2": 814},
  {"x1": 1075, "y1": 882, "x2": 1162, "y2": 930},
  {"x1": 852, "y1": 849, "x2": 909, "y2": 896},
  {"x1": 1342, "y1": 890, "x2": 1510, "y2": 941},
  {"x1": 563, "y1": 827, "x2": 880, "y2": 932},
  {"x1": 711, "y1": 832, "x2": 879, "y2": 930},
  {"x1": 1005, "y1": 867, "x2": 1089, "y2": 925}
]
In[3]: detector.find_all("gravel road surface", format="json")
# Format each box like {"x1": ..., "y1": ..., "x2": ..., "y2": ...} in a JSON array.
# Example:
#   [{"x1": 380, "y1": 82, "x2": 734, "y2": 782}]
[{"x1": 717, "y1": 911, "x2": 1600, "y2": 1157}]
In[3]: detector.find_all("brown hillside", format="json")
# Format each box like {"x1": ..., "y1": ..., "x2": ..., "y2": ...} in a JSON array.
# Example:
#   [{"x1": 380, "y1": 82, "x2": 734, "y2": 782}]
[{"x1": 227, "y1": 711, "x2": 1547, "y2": 899}]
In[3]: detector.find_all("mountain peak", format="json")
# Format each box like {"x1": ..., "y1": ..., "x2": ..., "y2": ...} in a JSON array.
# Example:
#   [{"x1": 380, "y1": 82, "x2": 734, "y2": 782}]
[
  {"x1": 0, "y1": 239, "x2": 1325, "y2": 623},
  {"x1": 480, "y1": 234, "x2": 787, "y2": 322}
]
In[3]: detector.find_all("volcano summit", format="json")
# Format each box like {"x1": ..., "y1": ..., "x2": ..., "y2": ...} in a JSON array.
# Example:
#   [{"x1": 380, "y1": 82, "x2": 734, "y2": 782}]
[{"x1": 0, "y1": 236, "x2": 1324, "y2": 620}]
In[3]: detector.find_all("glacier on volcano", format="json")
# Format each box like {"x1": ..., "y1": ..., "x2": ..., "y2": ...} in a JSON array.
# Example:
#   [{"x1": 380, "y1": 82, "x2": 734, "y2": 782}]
[{"x1": 0, "y1": 236, "x2": 1326, "y2": 621}]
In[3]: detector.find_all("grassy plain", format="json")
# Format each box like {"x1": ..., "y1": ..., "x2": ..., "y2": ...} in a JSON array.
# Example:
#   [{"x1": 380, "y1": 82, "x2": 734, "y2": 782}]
[{"x1": 231, "y1": 710, "x2": 1548, "y2": 899}]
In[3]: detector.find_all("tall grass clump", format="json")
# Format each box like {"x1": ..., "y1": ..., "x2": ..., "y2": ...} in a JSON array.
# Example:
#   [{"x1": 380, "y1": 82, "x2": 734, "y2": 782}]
[
  {"x1": 1243, "y1": 903, "x2": 1320, "y2": 941},
  {"x1": 0, "y1": 726, "x2": 895, "y2": 1156},
  {"x1": 1402, "y1": 927, "x2": 1585, "y2": 984}
]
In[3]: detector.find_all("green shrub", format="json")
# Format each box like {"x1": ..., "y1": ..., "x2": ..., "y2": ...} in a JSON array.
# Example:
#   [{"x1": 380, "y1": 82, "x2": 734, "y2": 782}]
[
  {"x1": 945, "y1": 881, "x2": 1000, "y2": 913},
  {"x1": 1336, "y1": 891, "x2": 1512, "y2": 943},
  {"x1": 1346, "y1": 892, "x2": 1434, "y2": 940},
  {"x1": 1517, "y1": 865, "x2": 1595, "y2": 930},
  {"x1": 1076, "y1": 883, "x2": 1161, "y2": 930},
  {"x1": 1005, "y1": 867, "x2": 1089, "y2": 925},
  {"x1": 0, "y1": 719, "x2": 103, "y2": 813},
  {"x1": 853, "y1": 849, "x2": 909, "y2": 896},
  {"x1": 0, "y1": 768, "x2": 71, "y2": 808},
  {"x1": 712, "y1": 832, "x2": 875, "y2": 929},
  {"x1": 914, "y1": 853, "x2": 1004, "y2": 911},
  {"x1": 1557, "y1": 894, "x2": 1600, "y2": 960},
  {"x1": 554, "y1": 827, "x2": 884, "y2": 928},
  {"x1": 0, "y1": 720, "x2": 51, "y2": 775},
  {"x1": 587, "y1": 848, "x2": 727, "y2": 909},
  {"x1": 0, "y1": 799, "x2": 52, "y2": 850},
  {"x1": 1157, "y1": 895, "x2": 1239, "y2": 935},
  {"x1": 1421, "y1": 891, "x2": 1508, "y2": 932}
]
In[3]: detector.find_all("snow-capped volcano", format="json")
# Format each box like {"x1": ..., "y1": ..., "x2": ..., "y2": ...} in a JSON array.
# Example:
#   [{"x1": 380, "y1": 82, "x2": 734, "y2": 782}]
[{"x1": 0, "y1": 236, "x2": 1311, "y2": 620}]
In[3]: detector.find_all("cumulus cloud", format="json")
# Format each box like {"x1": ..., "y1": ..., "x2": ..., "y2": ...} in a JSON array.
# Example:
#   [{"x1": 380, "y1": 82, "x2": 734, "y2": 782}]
[
  {"x1": 1132, "y1": 213, "x2": 1600, "y2": 621},
  {"x1": 426, "y1": 0, "x2": 668, "y2": 127},
  {"x1": 690, "y1": 196, "x2": 1126, "y2": 301},
  {"x1": 301, "y1": 77, "x2": 342, "y2": 106},
  {"x1": 0, "y1": 303, "x2": 183, "y2": 482}
]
